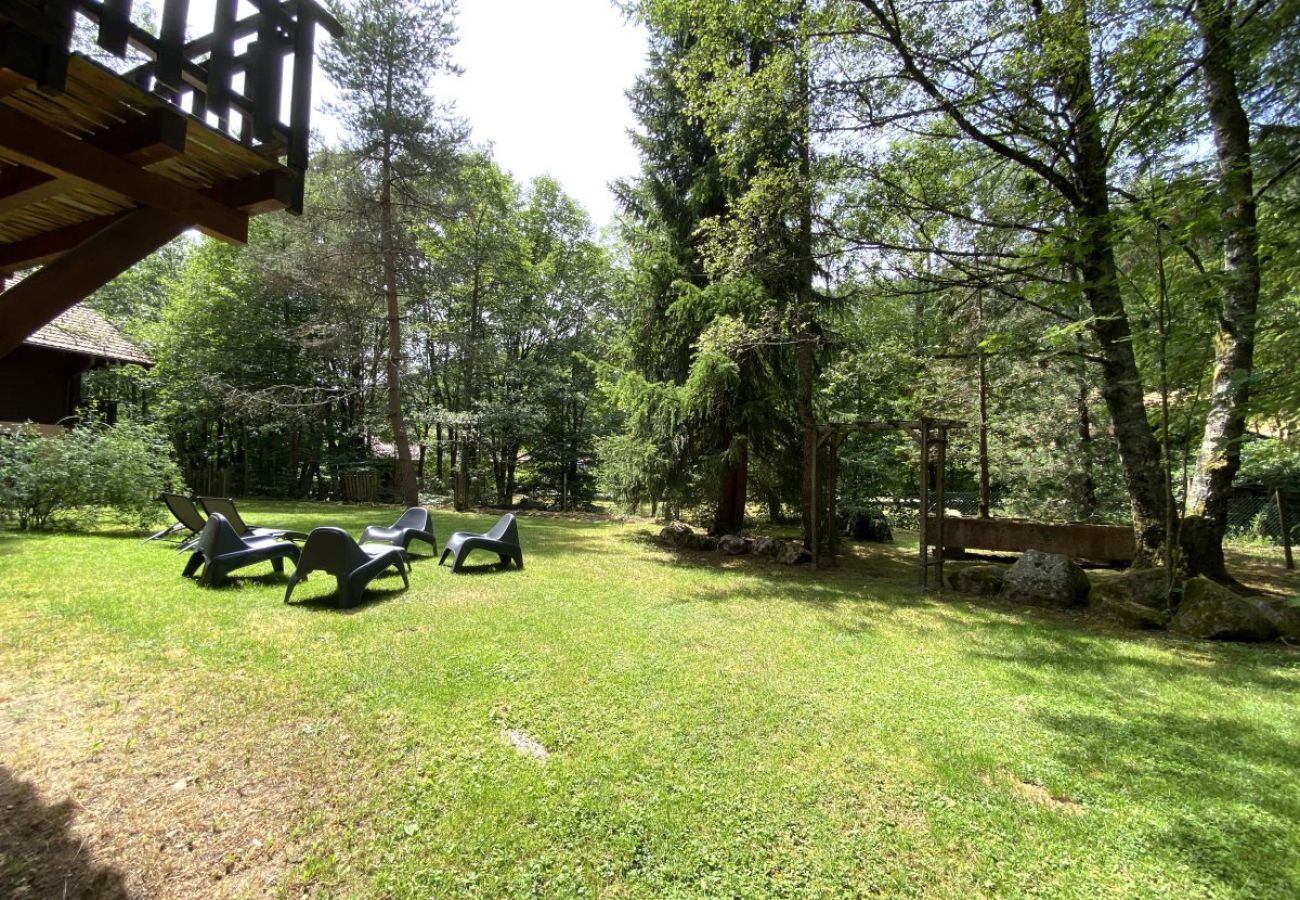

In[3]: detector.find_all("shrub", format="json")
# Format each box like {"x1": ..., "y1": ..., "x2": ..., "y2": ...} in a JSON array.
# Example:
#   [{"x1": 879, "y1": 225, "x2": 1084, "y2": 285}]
[{"x1": 0, "y1": 422, "x2": 182, "y2": 530}]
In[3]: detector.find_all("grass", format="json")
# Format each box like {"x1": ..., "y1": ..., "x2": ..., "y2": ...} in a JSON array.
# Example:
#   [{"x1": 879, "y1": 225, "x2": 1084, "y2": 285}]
[{"x1": 1, "y1": 501, "x2": 1298, "y2": 898}]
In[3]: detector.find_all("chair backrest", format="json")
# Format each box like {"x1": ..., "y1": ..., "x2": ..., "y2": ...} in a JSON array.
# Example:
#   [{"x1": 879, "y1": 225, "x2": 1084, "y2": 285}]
[
  {"x1": 200, "y1": 497, "x2": 250, "y2": 535},
  {"x1": 162, "y1": 492, "x2": 206, "y2": 532},
  {"x1": 195, "y1": 513, "x2": 249, "y2": 559},
  {"x1": 486, "y1": 513, "x2": 518, "y2": 544},
  {"x1": 393, "y1": 507, "x2": 430, "y2": 531},
  {"x1": 298, "y1": 527, "x2": 370, "y2": 577}
]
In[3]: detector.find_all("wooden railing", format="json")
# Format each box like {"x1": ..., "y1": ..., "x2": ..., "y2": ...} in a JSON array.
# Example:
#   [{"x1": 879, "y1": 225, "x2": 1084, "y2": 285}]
[{"x1": 0, "y1": 0, "x2": 343, "y2": 212}]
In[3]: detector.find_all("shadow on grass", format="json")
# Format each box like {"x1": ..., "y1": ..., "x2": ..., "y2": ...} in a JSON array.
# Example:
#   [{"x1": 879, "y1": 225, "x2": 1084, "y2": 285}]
[
  {"x1": 0, "y1": 765, "x2": 131, "y2": 899},
  {"x1": 284, "y1": 571, "x2": 411, "y2": 613}
]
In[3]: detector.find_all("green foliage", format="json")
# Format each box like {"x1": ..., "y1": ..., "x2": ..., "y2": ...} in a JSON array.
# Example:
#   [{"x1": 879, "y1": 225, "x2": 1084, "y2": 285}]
[
  {"x1": 0, "y1": 423, "x2": 181, "y2": 531},
  {"x1": 1238, "y1": 438, "x2": 1300, "y2": 491}
]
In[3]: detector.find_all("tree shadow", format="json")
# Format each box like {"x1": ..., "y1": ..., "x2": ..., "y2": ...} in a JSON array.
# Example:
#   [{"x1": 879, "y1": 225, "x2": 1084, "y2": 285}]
[{"x1": 0, "y1": 765, "x2": 131, "y2": 899}]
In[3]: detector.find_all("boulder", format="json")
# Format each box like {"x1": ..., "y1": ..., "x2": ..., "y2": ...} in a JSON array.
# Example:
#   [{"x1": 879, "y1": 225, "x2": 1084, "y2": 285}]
[
  {"x1": 717, "y1": 534, "x2": 750, "y2": 555},
  {"x1": 947, "y1": 565, "x2": 1006, "y2": 596},
  {"x1": 775, "y1": 542, "x2": 812, "y2": 565},
  {"x1": 1088, "y1": 568, "x2": 1174, "y2": 629},
  {"x1": 841, "y1": 507, "x2": 893, "y2": 543},
  {"x1": 1170, "y1": 577, "x2": 1279, "y2": 642},
  {"x1": 1265, "y1": 598, "x2": 1300, "y2": 643},
  {"x1": 660, "y1": 522, "x2": 694, "y2": 549},
  {"x1": 751, "y1": 536, "x2": 781, "y2": 557},
  {"x1": 1002, "y1": 550, "x2": 1091, "y2": 608},
  {"x1": 690, "y1": 533, "x2": 719, "y2": 552}
]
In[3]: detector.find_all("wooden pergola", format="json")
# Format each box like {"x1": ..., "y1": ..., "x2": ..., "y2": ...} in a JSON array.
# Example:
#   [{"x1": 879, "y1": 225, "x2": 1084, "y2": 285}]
[
  {"x1": 0, "y1": 0, "x2": 342, "y2": 357},
  {"x1": 810, "y1": 417, "x2": 962, "y2": 591}
]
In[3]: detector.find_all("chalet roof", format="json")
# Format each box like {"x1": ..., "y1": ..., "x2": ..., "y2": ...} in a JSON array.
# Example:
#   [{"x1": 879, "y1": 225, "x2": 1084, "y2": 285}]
[{"x1": 23, "y1": 304, "x2": 151, "y2": 366}]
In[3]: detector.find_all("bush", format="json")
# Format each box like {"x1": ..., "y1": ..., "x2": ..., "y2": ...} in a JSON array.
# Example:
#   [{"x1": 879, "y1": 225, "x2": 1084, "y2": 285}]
[{"x1": 0, "y1": 422, "x2": 182, "y2": 530}]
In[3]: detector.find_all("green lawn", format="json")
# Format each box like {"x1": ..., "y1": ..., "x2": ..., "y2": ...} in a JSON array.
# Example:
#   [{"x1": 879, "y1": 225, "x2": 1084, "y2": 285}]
[{"x1": 1, "y1": 502, "x2": 1298, "y2": 898}]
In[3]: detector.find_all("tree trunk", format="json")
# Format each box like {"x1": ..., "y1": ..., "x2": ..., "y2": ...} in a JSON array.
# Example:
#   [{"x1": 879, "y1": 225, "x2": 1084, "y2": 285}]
[
  {"x1": 380, "y1": 151, "x2": 419, "y2": 507},
  {"x1": 976, "y1": 292, "x2": 991, "y2": 518},
  {"x1": 1055, "y1": 0, "x2": 1167, "y2": 559},
  {"x1": 713, "y1": 435, "x2": 749, "y2": 534},
  {"x1": 1181, "y1": 0, "x2": 1261, "y2": 583}
]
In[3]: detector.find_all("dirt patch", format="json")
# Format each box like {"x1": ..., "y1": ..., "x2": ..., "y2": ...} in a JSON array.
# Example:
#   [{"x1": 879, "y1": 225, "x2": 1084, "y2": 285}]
[
  {"x1": 0, "y1": 668, "x2": 374, "y2": 898},
  {"x1": 980, "y1": 771, "x2": 1084, "y2": 815}
]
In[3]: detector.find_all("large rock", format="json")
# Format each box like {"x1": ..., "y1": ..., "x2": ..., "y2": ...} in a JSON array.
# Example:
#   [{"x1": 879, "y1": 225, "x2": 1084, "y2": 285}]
[
  {"x1": 690, "y1": 533, "x2": 719, "y2": 552},
  {"x1": 1170, "y1": 577, "x2": 1279, "y2": 642},
  {"x1": 948, "y1": 565, "x2": 1006, "y2": 596},
  {"x1": 775, "y1": 542, "x2": 812, "y2": 565},
  {"x1": 660, "y1": 522, "x2": 694, "y2": 549},
  {"x1": 1089, "y1": 568, "x2": 1174, "y2": 629},
  {"x1": 752, "y1": 536, "x2": 781, "y2": 557},
  {"x1": 1265, "y1": 598, "x2": 1300, "y2": 643},
  {"x1": 717, "y1": 534, "x2": 750, "y2": 555},
  {"x1": 1002, "y1": 550, "x2": 1091, "y2": 608},
  {"x1": 841, "y1": 507, "x2": 893, "y2": 543}
]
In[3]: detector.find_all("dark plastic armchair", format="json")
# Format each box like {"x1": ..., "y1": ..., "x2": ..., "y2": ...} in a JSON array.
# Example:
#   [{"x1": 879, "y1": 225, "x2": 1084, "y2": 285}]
[
  {"x1": 360, "y1": 507, "x2": 437, "y2": 556},
  {"x1": 182, "y1": 513, "x2": 300, "y2": 587},
  {"x1": 284, "y1": 527, "x2": 410, "y2": 609},
  {"x1": 147, "y1": 492, "x2": 207, "y2": 548},
  {"x1": 200, "y1": 496, "x2": 308, "y2": 542},
  {"x1": 439, "y1": 513, "x2": 523, "y2": 573}
]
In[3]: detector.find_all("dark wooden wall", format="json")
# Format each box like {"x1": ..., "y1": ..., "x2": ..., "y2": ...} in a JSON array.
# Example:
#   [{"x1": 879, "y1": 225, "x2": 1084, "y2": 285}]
[{"x1": 0, "y1": 346, "x2": 88, "y2": 425}]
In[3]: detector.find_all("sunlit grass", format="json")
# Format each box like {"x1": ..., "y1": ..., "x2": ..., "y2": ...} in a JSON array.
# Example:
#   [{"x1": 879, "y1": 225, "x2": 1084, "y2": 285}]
[{"x1": 1, "y1": 502, "x2": 1298, "y2": 898}]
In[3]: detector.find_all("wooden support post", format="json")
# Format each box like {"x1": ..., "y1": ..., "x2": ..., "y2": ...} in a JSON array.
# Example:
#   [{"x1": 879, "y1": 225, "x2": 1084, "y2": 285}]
[
  {"x1": 810, "y1": 425, "x2": 820, "y2": 568},
  {"x1": 918, "y1": 418, "x2": 930, "y2": 590},
  {"x1": 155, "y1": 0, "x2": 190, "y2": 97},
  {"x1": 934, "y1": 425, "x2": 947, "y2": 593},
  {"x1": 0, "y1": 207, "x2": 189, "y2": 357},
  {"x1": 1278, "y1": 488, "x2": 1294, "y2": 571}
]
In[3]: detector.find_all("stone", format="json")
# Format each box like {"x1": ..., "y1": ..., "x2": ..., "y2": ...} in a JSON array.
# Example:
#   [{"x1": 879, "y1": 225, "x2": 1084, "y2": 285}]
[
  {"x1": 660, "y1": 522, "x2": 694, "y2": 549},
  {"x1": 688, "y1": 533, "x2": 719, "y2": 552},
  {"x1": 751, "y1": 536, "x2": 780, "y2": 557},
  {"x1": 717, "y1": 534, "x2": 750, "y2": 555},
  {"x1": 1002, "y1": 550, "x2": 1091, "y2": 608},
  {"x1": 1170, "y1": 577, "x2": 1279, "y2": 642},
  {"x1": 775, "y1": 542, "x2": 812, "y2": 565},
  {"x1": 1088, "y1": 568, "x2": 1174, "y2": 629},
  {"x1": 1265, "y1": 598, "x2": 1300, "y2": 643},
  {"x1": 947, "y1": 565, "x2": 1006, "y2": 596},
  {"x1": 841, "y1": 507, "x2": 893, "y2": 543}
]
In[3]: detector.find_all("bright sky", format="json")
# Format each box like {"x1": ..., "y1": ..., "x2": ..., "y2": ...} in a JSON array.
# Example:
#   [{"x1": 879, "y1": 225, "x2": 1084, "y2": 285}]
[
  {"x1": 434, "y1": 0, "x2": 649, "y2": 228},
  {"x1": 184, "y1": 0, "x2": 648, "y2": 227}
]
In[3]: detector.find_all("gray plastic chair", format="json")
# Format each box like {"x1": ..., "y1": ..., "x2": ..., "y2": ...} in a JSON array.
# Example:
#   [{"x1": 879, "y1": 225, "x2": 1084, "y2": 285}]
[
  {"x1": 200, "y1": 496, "x2": 309, "y2": 542},
  {"x1": 360, "y1": 507, "x2": 436, "y2": 556},
  {"x1": 284, "y1": 527, "x2": 409, "y2": 609},
  {"x1": 182, "y1": 513, "x2": 300, "y2": 587},
  {"x1": 439, "y1": 513, "x2": 523, "y2": 573}
]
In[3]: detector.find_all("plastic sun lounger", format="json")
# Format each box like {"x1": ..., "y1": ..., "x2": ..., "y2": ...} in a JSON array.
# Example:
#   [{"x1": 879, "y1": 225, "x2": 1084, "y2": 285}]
[
  {"x1": 199, "y1": 496, "x2": 309, "y2": 542},
  {"x1": 147, "y1": 492, "x2": 208, "y2": 550},
  {"x1": 438, "y1": 513, "x2": 524, "y2": 573},
  {"x1": 284, "y1": 527, "x2": 409, "y2": 609},
  {"x1": 360, "y1": 507, "x2": 437, "y2": 556},
  {"x1": 182, "y1": 513, "x2": 300, "y2": 587}
]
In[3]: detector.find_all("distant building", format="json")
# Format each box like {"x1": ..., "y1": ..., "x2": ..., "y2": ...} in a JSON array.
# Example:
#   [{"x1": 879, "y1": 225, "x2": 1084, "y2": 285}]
[{"x1": 0, "y1": 304, "x2": 150, "y2": 432}]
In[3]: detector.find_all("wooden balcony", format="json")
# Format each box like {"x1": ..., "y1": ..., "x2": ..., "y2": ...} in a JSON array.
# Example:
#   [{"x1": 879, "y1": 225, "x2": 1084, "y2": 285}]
[{"x1": 0, "y1": 0, "x2": 342, "y2": 356}]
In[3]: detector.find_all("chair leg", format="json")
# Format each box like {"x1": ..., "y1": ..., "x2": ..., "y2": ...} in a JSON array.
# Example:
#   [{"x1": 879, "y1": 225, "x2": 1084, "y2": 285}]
[
  {"x1": 284, "y1": 573, "x2": 301, "y2": 604},
  {"x1": 514, "y1": 552, "x2": 524, "y2": 571},
  {"x1": 397, "y1": 561, "x2": 410, "y2": 590},
  {"x1": 272, "y1": 557, "x2": 285, "y2": 574},
  {"x1": 439, "y1": 549, "x2": 451, "y2": 567},
  {"x1": 182, "y1": 552, "x2": 203, "y2": 578}
]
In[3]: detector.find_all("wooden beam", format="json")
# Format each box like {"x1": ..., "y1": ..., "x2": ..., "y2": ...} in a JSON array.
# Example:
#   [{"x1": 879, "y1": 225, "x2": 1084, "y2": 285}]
[
  {"x1": 0, "y1": 108, "x2": 188, "y2": 217},
  {"x1": 0, "y1": 213, "x2": 127, "y2": 273},
  {"x1": 0, "y1": 207, "x2": 189, "y2": 357},
  {"x1": 0, "y1": 169, "x2": 293, "y2": 273},
  {"x1": 0, "y1": 104, "x2": 247, "y2": 243}
]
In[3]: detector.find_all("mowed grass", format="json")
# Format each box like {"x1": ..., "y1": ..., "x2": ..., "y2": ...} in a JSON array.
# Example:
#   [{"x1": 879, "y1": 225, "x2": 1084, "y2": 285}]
[{"x1": 1, "y1": 502, "x2": 1298, "y2": 898}]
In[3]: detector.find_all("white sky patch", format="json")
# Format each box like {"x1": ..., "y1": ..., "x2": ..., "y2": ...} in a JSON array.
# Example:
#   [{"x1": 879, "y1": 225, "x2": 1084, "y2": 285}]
[{"x1": 181, "y1": 0, "x2": 649, "y2": 228}]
